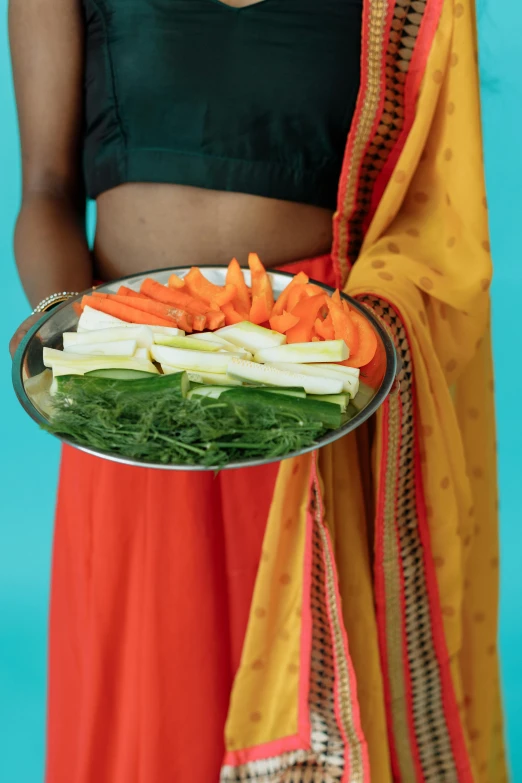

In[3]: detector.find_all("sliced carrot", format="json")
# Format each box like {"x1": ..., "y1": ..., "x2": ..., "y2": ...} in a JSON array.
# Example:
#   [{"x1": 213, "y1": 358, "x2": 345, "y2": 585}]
[
  {"x1": 203, "y1": 310, "x2": 224, "y2": 330},
  {"x1": 271, "y1": 271, "x2": 310, "y2": 317},
  {"x1": 103, "y1": 294, "x2": 193, "y2": 332},
  {"x1": 141, "y1": 278, "x2": 208, "y2": 315},
  {"x1": 269, "y1": 311, "x2": 300, "y2": 333},
  {"x1": 184, "y1": 267, "x2": 236, "y2": 307},
  {"x1": 328, "y1": 296, "x2": 360, "y2": 357},
  {"x1": 340, "y1": 310, "x2": 378, "y2": 368},
  {"x1": 286, "y1": 293, "x2": 328, "y2": 343},
  {"x1": 81, "y1": 296, "x2": 177, "y2": 328},
  {"x1": 226, "y1": 258, "x2": 251, "y2": 315},
  {"x1": 192, "y1": 314, "x2": 207, "y2": 331},
  {"x1": 117, "y1": 285, "x2": 143, "y2": 298},
  {"x1": 168, "y1": 274, "x2": 186, "y2": 289},
  {"x1": 314, "y1": 312, "x2": 335, "y2": 340},
  {"x1": 221, "y1": 303, "x2": 245, "y2": 326},
  {"x1": 92, "y1": 291, "x2": 109, "y2": 299},
  {"x1": 73, "y1": 301, "x2": 83, "y2": 317}
]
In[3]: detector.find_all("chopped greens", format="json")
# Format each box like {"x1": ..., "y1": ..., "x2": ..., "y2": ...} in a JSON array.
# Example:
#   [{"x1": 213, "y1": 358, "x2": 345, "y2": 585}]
[{"x1": 46, "y1": 372, "x2": 327, "y2": 468}]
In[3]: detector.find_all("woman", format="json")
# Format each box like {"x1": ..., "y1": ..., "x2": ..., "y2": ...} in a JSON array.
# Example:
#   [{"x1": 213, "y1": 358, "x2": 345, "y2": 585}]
[{"x1": 9, "y1": 0, "x2": 507, "y2": 781}]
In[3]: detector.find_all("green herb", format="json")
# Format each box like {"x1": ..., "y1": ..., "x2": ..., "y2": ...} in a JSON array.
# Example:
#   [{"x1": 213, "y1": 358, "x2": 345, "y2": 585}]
[{"x1": 46, "y1": 373, "x2": 326, "y2": 468}]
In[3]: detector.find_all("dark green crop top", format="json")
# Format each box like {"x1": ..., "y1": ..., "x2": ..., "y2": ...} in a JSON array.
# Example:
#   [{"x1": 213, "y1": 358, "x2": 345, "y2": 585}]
[{"x1": 82, "y1": 0, "x2": 362, "y2": 210}]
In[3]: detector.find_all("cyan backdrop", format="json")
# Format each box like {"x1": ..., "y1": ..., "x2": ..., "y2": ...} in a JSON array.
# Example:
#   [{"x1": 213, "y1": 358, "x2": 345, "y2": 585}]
[{"x1": 0, "y1": 2, "x2": 520, "y2": 781}]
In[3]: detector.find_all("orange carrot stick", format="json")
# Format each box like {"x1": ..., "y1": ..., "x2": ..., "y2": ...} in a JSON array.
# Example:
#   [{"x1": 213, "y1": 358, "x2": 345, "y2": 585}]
[
  {"x1": 184, "y1": 268, "x2": 237, "y2": 307},
  {"x1": 81, "y1": 296, "x2": 178, "y2": 328},
  {"x1": 117, "y1": 285, "x2": 143, "y2": 298},
  {"x1": 205, "y1": 310, "x2": 226, "y2": 330},
  {"x1": 140, "y1": 278, "x2": 208, "y2": 315},
  {"x1": 92, "y1": 291, "x2": 109, "y2": 299},
  {"x1": 168, "y1": 273, "x2": 186, "y2": 289},
  {"x1": 141, "y1": 279, "x2": 226, "y2": 329},
  {"x1": 271, "y1": 271, "x2": 309, "y2": 317},
  {"x1": 269, "y1": 311, "x2": 300, "y2": 334},
  {"x1": 102, "y1": 294, "x2": 193, "y2": 332},
  {"x1": 226, "y1": 258, "x2": 251, "y2": 315}
]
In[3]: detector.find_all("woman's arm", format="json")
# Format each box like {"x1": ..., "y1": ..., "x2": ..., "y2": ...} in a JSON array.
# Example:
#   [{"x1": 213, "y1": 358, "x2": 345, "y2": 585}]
[{"x1": 9, "y1": 0, "x2": 93, "y2": 313}]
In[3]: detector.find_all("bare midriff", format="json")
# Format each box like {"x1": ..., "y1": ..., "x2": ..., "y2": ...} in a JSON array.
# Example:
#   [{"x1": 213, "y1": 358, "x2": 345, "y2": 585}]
[{"x1": 93, "y1": 183, "x2": 334, "y2": 280}]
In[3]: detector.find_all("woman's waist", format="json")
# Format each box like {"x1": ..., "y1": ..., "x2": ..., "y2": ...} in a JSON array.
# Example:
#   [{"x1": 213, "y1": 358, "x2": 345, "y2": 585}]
[{"x1": 93, "y1": 182, "x2": 334, "y2": 281}]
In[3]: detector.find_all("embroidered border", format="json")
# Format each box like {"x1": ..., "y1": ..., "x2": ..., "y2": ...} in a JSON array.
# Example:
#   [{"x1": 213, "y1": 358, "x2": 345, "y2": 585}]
[
  {"x1": 361, "y1": 296, "x2": 473, "y2": 783},
  {"x1": 333, "y1": 0, "x2": 391, "y2": 286},
  {"x1": 333, "y1": 0, "x2": 441, "y2": 286},
  {"x1": 220, "y1": 481, "x2": 368, "y2": 782}
]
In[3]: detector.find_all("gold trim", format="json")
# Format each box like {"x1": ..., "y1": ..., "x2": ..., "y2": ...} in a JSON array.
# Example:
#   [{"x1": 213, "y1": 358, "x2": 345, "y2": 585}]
[
  {"x1": 382, "y1": 393, "x2": 419, "y2": 781},
  {"x1": 365, "y1": 296, "x2": 462, "y2": 781},
  {"x1": 320, "y1": 522, "x2": 366, "y2": 782},
  {"x1": 335, "y1": 0, "x2": 390, "y2": 284}
]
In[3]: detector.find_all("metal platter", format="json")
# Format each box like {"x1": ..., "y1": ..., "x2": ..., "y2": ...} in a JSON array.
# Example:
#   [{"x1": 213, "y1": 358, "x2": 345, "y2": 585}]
[{"x1": 12, "y1": 266, "x2": 397, "y2": 470}]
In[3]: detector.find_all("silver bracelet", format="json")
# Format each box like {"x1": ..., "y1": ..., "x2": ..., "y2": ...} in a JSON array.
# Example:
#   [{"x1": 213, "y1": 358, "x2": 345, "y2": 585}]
[{"x1": 32, "y1": 291, "x2": 79, "y2": 315}]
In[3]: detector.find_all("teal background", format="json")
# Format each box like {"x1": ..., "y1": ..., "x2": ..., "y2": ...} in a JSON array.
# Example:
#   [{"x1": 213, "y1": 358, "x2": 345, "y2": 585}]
[{"x1": 0, "y1": 1, "x2": 520, "y2": 780}]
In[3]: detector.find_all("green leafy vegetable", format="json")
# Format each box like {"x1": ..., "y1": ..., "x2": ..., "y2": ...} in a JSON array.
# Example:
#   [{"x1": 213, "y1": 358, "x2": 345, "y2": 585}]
[{"x1": 46, "y1": 373, "x2": 326, "y2": 468}]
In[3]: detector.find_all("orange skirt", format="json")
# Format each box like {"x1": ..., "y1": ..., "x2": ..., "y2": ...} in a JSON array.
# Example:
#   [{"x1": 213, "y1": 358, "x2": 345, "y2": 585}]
[{"x1": 46, "y1": 256, "x2": 335, "y2": 782}]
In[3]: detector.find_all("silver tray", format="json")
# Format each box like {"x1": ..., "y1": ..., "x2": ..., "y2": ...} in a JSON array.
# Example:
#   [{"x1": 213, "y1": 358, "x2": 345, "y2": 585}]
[{"x1": 12, "y1": 266, "x2": 397, "y2": 470}]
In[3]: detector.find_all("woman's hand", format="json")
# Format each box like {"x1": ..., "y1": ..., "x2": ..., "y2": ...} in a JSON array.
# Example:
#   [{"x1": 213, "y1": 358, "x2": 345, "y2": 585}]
[{"x1": 9, "y1": 313, "x2": 41, "y2": 358}]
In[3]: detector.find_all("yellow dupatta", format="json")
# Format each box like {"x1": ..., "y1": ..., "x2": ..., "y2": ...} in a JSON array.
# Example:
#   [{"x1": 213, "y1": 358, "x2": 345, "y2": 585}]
[{"x1": 222, "y1": 1, "x2": 508, "y2": 781}]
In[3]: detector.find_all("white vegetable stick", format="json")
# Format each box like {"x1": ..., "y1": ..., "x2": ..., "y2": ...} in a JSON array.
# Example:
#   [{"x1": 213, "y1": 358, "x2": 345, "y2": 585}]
[
  {"x1": 188, "y1": 333, "x2": 241, "y2": 351},
  {"x1": 43, "y1": 347, "x2": 158, "y2": 373},
  {"x1": 50, "y1": 358, "x2": 159, "y2": 377},
  {"x1": 215, "y1": 322, "x2": 286, "y2": 352},
  {"x1": 63, "y1": 340, "x2": 138, "y2": 357},
  {"x1": 316, "y1": 363, "x2": 361, "y2": 378},
  {"x1": 146, "y1": 325, "x2": 185, "y2": 337},
  {"x1": 161, "y1": 365, "x2": 243, "y2": 386},
  {"x1": 151, "y1": 345, "x2": 243, "y2": 373},
  {"x1": 255, "y1": 340, "x2": 348, "y2": 364},
  {"x1": 78, "y1": 306, "x2": 127, "y2": 330},
  {"x1": 153, "y1": 334, "x2": 221, "y2": 352},
  {"x1": 187, "y1": 333, "x2": 253, "y2": 359},
  {"x1": 63, "y1": 326, "x2": 153, "y2": 349},
  {"x1": 266, "y1": 362, "x2": 359, "y2": 397},
  {"x1": 134, "y1": 348, "x2": 151, "y2": 360},
  {"x1": 77, "y1": 307, "x2": 184, "y2": 337},
  {"x1": 227, "y1": 358, "x2": 343, "y2": 395}
]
